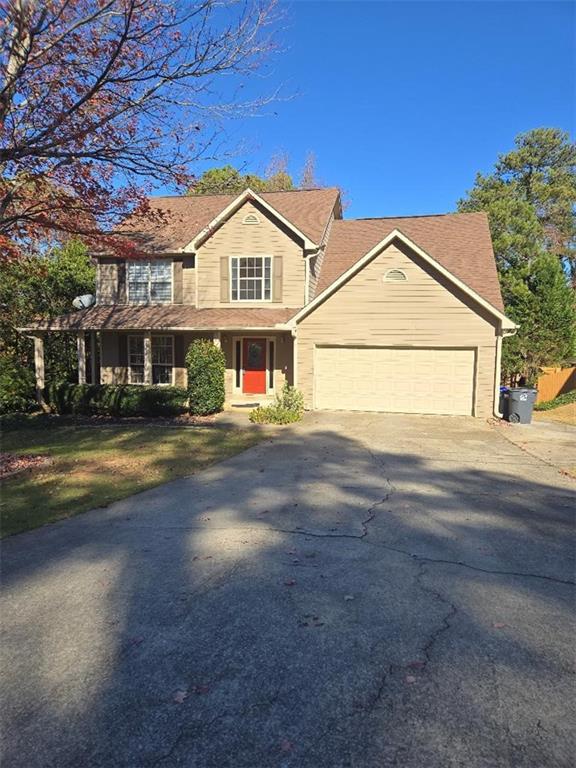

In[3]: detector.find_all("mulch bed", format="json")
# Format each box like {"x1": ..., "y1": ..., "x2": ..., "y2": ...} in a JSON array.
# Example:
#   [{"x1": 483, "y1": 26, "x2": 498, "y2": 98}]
[{"x1": 0, "y1": 452, "x2": 52, "y2": 481}]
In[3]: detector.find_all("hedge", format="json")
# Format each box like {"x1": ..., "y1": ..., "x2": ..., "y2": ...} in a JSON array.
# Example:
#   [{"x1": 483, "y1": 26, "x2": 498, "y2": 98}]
[
  {"x1": 186, "y1": 339, "x2": 225, "y2": 415},
  {"x1": 46, "y1": 382, "x2": 188, "y2": 417}
]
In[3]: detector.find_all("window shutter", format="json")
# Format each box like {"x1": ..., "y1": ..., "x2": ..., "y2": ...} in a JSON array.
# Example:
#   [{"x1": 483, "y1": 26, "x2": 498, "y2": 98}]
[
  {"x1": 272, "y1": 256, "x2": 283, "y2": 303},
  {"x1": 173, "y1": 259, "x2": 183, "y2": 303},
  {"x1": 116, "y1": 261, "x2": 126, "y2": 303},
  {"x1": 220, "y1": 256, "x2": 229, "y2": 302},
  {"x1": 118, "y1": 334, "x2": 128, "y2": 366},
  {"x1": 174, "y1": 334, "x2": 185, "y2": 367}
]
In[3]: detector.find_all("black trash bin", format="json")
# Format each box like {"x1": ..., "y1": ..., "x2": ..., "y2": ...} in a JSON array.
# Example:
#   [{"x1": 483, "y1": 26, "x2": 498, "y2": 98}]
[
  {"x1": 499, "y1": 386, "x2": 509, "y2": 419},
  {"x1": 504, "y1": 387, "x2": 538, "y2": 424}
]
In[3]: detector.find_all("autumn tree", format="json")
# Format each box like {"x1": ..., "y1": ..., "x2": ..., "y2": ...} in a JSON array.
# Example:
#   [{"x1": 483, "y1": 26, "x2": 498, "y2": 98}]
[{"x1": 0, "y1": 0, "x2": 279, "y2": 257}]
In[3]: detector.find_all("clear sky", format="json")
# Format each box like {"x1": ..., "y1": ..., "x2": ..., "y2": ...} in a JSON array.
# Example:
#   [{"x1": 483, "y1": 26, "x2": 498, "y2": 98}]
[{"x1": 193, "y1": 1, "x2": 575, "y2": 219}]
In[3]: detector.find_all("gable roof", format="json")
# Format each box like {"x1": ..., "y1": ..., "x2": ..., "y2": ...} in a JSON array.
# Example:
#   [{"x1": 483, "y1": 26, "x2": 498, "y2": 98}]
[
  {"x1": 294, "y1": 227, "x2": 514, "y2": 329},
  {"x1": 118, "y1": 188, "x2": 340, "y2": 254},
  {"x1": 317, "y1": 212, "x2": 504, "y2": 312}
]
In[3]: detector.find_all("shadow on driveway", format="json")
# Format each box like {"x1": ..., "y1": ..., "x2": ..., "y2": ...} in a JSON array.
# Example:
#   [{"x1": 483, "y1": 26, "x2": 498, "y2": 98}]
[{"x1": 1, "y1": 417, "x2": 575, "y2": 767}]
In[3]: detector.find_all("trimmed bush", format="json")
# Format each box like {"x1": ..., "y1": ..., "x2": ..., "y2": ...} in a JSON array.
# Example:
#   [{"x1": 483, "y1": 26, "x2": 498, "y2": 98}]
[
  {"x1": 45, "y1": 382, "x2": 188, "y2": 417},
  {"x1": 186, "y1": 339, "x2": 225, "y2": 415},
  {"x1": 249, "y1": 383, "x2": 304, "y2": 425}
]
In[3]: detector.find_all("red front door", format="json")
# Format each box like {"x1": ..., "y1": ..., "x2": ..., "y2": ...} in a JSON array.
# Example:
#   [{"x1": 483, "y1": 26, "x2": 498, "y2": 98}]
[{"x1": 242, "y1": 338, "x2": 267, "y2": 394}]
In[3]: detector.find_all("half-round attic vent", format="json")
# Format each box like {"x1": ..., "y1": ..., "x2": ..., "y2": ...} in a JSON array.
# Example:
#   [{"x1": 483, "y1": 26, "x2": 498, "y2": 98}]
[
  {"x1": 384, "y1": 269, "x2": 407, "y2": 282},
  {"x1": 243, "y1": 213, "x2": 260, "y2": 225}
]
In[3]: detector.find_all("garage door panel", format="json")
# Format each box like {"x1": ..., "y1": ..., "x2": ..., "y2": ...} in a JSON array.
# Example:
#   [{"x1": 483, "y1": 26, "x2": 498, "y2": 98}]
[{"x1": 315, "y1": 346, "x2": 475, "y2": 415}]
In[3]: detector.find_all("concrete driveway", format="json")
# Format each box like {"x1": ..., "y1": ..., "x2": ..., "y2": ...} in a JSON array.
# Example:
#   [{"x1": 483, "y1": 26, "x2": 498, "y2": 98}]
[{"x1": 1, "y1": 413, "x2": 575, "y2": 768}]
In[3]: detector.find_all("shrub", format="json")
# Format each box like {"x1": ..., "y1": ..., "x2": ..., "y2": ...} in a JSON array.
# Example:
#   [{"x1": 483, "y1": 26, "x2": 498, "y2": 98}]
[
  {"x1": 534, "y1": 390, "x2": 576, "y2": 411},
  {"x1": 249, "y1": 382, "x2": 304, "y2": 425},
  {"x1": 0, "y1": 354, "x2": 36, "y2": 414},
  {"x1": 45, "y1": 382, "x2": 188, "y2": 417},
  {"x1": 186, "y1": 339, "x2": 225, "y2": 415}
]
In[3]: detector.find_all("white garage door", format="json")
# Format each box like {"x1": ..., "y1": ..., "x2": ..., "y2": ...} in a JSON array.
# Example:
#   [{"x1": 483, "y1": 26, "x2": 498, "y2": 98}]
[{"x1": 314, "y1": 346, "x2": 476, "y2": 415}]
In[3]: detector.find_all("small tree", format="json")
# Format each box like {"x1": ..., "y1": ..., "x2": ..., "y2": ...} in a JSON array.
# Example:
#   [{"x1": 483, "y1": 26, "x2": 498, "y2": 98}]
[{"x1": 186, "y1": 339, "x2": 225, "y2": 415}]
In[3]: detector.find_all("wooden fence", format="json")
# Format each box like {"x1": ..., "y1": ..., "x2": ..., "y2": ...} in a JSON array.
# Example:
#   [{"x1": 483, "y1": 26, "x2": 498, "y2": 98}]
[{"x1": 536, "y1": 366, "x2": 576, "y2": 404}]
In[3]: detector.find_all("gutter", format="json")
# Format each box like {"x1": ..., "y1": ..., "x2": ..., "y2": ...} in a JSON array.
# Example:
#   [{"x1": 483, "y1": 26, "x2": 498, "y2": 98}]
[{"x1": 493, "y1": 325, "x2": 518, "y2": 419}]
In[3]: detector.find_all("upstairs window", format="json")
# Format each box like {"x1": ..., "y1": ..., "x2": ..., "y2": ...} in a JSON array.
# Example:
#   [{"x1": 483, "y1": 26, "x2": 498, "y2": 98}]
[
  {"x1": 231, "y1": 256, "x2": 271, "y2": 301},
  {"x1": 128, "y1": 260, "x2": 172, "y2": 303}
]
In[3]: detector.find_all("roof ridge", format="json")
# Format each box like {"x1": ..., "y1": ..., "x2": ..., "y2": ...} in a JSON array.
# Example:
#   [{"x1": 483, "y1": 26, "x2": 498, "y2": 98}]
[
  {"x1": 148, "y1": 187, "x2": 340, "y2": 201},
  {"x1": 344, "y1": 211, "x2": 483, "y2": 222}
]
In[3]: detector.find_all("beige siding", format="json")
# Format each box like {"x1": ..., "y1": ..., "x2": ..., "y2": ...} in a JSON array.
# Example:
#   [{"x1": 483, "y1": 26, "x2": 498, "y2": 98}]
[
  {"x1": 97, "y1": 260, "x2": 119, "y2": 304},
  {"x1": 309, "y1": 212, "x2": 334, "y2": 300},
  {"x1": 297, "y1": 242, "x2": 499, "y2": 418},
  {"x1": 182, "y1": 256, "x2": 196, "y2": 305},
  {"x1": 100, "y1": 331, "x2": 127, "y2": 384},
  {"x1": 195, "y1": 201, "x2": 305, "y2": 308}
]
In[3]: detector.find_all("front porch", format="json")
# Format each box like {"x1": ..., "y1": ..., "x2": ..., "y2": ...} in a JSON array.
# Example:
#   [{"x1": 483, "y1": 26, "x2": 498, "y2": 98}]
[{"x1": 30, "y1": 328, "x2": 295, "y2": 407}]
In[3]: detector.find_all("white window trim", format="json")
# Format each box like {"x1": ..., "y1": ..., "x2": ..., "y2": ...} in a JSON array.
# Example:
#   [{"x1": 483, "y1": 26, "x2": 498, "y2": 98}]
[
  {"x1": 232, "y1": 335, "x2": 275, "y2": 394},
  {"x1": 152, "y1": 334, "x2": 175, "y2": 386},
  {"x1": 127, "y1": 260, "x2": 174, "y2": 305},
  {"x1": 127, "y1": 333, "x2": 175, "y2": 386},
  {"x1": 229, "y1": 255, "x2": 273, "y2": 303},
  {"x1": 128, "y1": 334, "x2": 145, "y2": 385}
]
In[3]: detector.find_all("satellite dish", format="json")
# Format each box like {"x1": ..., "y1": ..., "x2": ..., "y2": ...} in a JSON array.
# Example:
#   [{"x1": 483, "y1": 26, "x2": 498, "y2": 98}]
[{"x1": 72, "y1": 294, "x2": 95, "y2": 310}]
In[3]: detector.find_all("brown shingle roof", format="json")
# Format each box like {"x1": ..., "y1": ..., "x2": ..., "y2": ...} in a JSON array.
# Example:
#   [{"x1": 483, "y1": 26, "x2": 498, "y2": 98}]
[
  {"x1": 20, "y1": 306, "x2": 299, "y2": 332},
  {"x1": 119, "y1": 188, "x2": 340, "y2": 253},
  {"x1": 318, "y1": 212, "x2": 504, "y2": 311}
]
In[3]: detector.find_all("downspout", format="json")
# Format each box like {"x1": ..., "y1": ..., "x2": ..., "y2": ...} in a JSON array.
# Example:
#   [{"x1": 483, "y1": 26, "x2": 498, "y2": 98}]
[
  {"x1": 291, "y1": 327, "x2": 298, "y2": 388},
  {"x1": 493, "y1": 325, "x2": 517, "y2": 418}
]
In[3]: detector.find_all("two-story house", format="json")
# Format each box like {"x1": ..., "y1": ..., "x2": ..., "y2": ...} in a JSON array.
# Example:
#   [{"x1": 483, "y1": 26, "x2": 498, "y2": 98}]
[{"x1": 22, "y1": 187, "x2": 515, "y2": 417}]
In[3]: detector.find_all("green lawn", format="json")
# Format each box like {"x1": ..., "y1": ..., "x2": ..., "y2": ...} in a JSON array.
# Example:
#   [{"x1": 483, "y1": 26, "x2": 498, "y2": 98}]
[{"x1": 1, "y1": 419, "x2": 262, "y2": 537}]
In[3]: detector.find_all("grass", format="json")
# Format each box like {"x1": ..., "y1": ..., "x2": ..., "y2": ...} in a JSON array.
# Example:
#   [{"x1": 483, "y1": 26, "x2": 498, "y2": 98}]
[
  {"x1": 533, "y1": 390, "x2": 576, "y2": 427},
  {"x1": 0, "y1": 417, "x2": 262, "y2": 537},
  {"x1": 534, "y1": 390, "x2": 576, "y2": 411}
]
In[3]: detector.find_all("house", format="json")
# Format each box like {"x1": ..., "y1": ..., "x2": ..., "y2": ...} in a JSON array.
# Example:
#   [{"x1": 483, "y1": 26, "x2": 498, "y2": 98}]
[{"x1": 22, "y1": 187, "x2": 516, "y2": 417}]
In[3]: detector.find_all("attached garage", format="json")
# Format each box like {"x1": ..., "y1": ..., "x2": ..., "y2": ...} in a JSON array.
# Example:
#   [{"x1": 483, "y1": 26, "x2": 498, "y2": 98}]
[
  {"x1": 294, "y1": 230, "x2": 515, "y2": 419},
  {"x1": 314, "y1": 346, "x2": 476, "y2": 415}
]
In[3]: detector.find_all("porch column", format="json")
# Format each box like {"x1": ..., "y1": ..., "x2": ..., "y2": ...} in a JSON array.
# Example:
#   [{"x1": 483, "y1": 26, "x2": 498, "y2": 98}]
[
  {"x1": 212, "y1": 331, "x2": 221, "y2": 348},
  {"x1": 77, "y1": 332, "x2": 86, "y2": 384},
  {"x1": 33, "y1": 334, "x2": 49, "y2": 412},
  {"x1": 89, "y1": 332, "x2": 98, "y2": 384},
  {"x1": 144, "y1": 332, "x2": 152, "y2": 384}
]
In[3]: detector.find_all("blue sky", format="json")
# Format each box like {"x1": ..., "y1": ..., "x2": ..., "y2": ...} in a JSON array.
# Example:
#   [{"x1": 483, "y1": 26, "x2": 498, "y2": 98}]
[{"x1": 194, "y1": 1, "x2": 574, "y2": 219}]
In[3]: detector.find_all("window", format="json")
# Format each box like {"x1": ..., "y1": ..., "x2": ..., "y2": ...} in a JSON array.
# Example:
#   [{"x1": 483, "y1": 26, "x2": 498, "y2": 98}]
[
  {"x1": 231, "y1": 256, "x2": 272, "y2": 301},
  {"x1": 152, "y1": 335, "x2": 174, "y2": 384},
  {"x1": 383, "y1": 269, "x2": 407, "y2": 282},
  {"x1": 128, "y1": 335, "x2": 174, "y2": 384},
  {"x1": 127, "y1": 260, "x2": 172, "y2": 303},
  {"x1": 128, "y1": 336, "x2": 145, "y2": 383}
]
